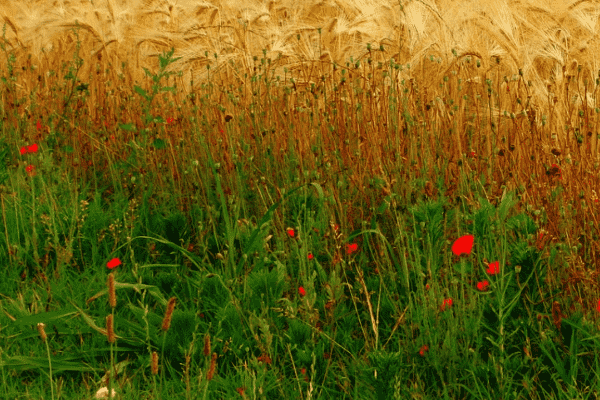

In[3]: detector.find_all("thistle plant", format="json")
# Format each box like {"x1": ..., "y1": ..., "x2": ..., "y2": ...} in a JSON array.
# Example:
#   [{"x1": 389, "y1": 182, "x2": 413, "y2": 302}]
[{"x1": 125, "y1": 47, "x2": 181, "y2": 146}]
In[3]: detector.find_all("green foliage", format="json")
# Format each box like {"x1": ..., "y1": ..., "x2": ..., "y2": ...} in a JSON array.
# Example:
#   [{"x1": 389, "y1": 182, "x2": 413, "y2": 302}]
[{"x1": 247, "y1": 264, "x2": 288, "y2": 311}]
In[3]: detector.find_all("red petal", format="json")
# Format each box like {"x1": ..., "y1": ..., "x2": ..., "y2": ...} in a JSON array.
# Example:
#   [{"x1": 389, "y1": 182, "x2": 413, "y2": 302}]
[
  {"x1": 486, "y1": 261, "x2": 500, "y2": 275},
  {"x1": 452, "y1": 235, "x2": 474, "y2": 256},
  {"x1": 107, "y1": 258, "x2": 122, "y2": 269}
]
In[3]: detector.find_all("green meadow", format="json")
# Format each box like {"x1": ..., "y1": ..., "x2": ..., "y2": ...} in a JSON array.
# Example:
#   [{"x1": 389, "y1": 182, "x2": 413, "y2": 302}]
[{"x1": 1, "y1": 0, "x2": 600, "y2": 398}]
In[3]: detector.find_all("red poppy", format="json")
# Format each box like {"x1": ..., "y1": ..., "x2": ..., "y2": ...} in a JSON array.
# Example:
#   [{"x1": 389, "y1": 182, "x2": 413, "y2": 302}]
[
  {"x1": 440, "y1": 298, "x2": 453, "y2": 311},
  {"x1": 20, "y1": 143, "x2": 38, "y2": 155},
  {"x1": 486, "y1": 261, "x2": 500, "y2": 275},
  {"x1": 298, "y1": 286, "x2": 306, "y2": 297},
  {"x1": 419, "y1": 345, "x2": 429, "y2": 356},
  {"x1": 166, "y1": 117, "x2": 174, "y2": 124},
  {"x1": 346, "y1": 243, "x2": 358, "y2": 255},
  {"x1": 452, "y1": 235, "x2": 474, "y2": 256},
  {"x1": 477, "y1": 280, "x2": 489, "y2": 291},
  {"x1": 107, "y1": 258, "x2": 121, "y2": 269},
  {"x1": 468, "y1": 151, "x2": 476, "y2": 158},
  {"x1": 25, "y1": 165, "x2": 36, "y2": 176},
  {"x1": 287, "y1": 228, "x2": 295, "y2": 238},
  {"x1": 307, "y1": 253, "x2": 314, "y2": 260}
]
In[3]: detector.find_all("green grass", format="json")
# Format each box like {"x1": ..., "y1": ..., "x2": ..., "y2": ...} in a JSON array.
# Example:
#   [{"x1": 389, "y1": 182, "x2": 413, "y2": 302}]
[{"x1": 1, "y1": 31, "x2": 600, "y2": 400}]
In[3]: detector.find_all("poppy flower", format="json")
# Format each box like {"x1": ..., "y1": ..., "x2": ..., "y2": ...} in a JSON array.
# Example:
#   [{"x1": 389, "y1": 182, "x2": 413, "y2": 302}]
[
  {"x1": 20, "y1": 143, "x2": 38, "y2": 155},
  {"x1": 307, "y1": 253, "x2": 314, "y2": 260},
  {"x1": 486, "y1": 261, "x2": 500, "y2": 275},
  {"x1": 107, "y1": 258, "x2": 121, "y2": 269},
  {"x1": 286, "y1": 228, "x2": 295, "y2": 238},
  {"x1": 25, "y1": 165, "x2": 36, "y2": 176},
  {"x1": 440, "y1": 298, "x2": 453, "y2": 311},
  {"x1": 419, "y1": 345, "x2": 429, "y2": 356},
  {"x1": 346, "y1": 243, "x2": 358, "y2": 255},
  {"x1": 298, "y1": 286, "x2": 306, "y2": 297},
  {"x1": 477, "y1": 280, "x2": 489, "y2": 291},
  {"x1": 452, "y1": 235, "x2": 474, "y2": 256}
]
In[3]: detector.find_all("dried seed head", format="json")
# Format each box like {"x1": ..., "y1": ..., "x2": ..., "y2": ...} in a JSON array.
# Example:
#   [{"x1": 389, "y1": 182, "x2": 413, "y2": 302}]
[
  {"x1": 151, "y1": 351, "x2": 159, "y2": 375},
  {"x1": 162, "y1": 297, "x2": 177, "y2": 331},
  {"x1": 203, "y1": 334, "x2": 211, "y2": 357},
  {"x1": 552, "y1": 301, "x2": 563, "y2": 330},
  {"x1": 207, "y1": 352, "x2": 217, "y2": 381},
  {"x1": 106, "y1": 314, "x2": 115, "y2": 343},
  {"x1": 37, "y1": 322, "x2": 47, "y2": 342},
  {"x1": 95, "y1": 387, "x2": 117, "y2": 399},
  {"x1": 108, "y1": 273, "x2": 116, "y2": 308}
]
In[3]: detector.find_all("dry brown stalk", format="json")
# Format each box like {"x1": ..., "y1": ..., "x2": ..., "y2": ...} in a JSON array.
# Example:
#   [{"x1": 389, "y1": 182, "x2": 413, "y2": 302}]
[
  {"x1": 162, "y1": 297, "x2": 177, "y2": 331},
  {"x1": 37, "y1": 322, "x2": 47, "y2": 342},
  {"x1": 151, "y1": 351, "x2": 158, "y2": 375},
  {"x1": 203, "y1": 333, "x2": 211, "y2": 357},
  {"x1": 551, "y1": 301, "x2": 563, "y2": 331},
  {"x1": 106, "y1": 314, "x2": 115, "y2": 343},
  {"x1": 207, "y1": 352, "x2": 217, "y2": 381}
]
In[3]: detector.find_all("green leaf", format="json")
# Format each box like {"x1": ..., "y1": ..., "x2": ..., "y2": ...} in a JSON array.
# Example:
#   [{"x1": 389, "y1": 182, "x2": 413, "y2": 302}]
[
  {"x1": 452, "y1": 261, "x2": 473, "y2": 274},
  {"x1": 152, "y1": 138, "x2": 166, "y2": 149},
  {"x1": 142, "y1": 67, "x2": 154, "y2": 79},
  {"x1": 12, "y1": 309, "x2": 78, "y2": 326},
  {"x1": 134, "y1": 85, "x2": 151, "y2": 101},
  {"x1": 119, "y1": 123, "x2": 137, "y2": 132},
  {"x1": 160, "y1": 86, "x2": 177, "y2": 94},
  {"x1": 0, "y1": 355, "x2": 102, "y2": 372}
]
